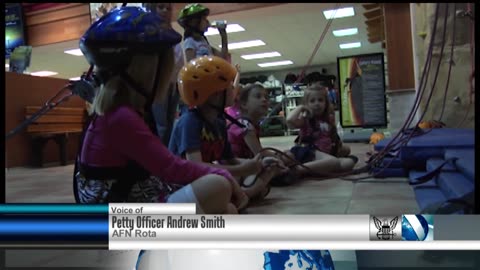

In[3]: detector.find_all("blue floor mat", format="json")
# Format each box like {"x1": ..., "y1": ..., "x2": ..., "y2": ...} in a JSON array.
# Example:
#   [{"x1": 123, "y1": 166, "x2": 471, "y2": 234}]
[
  {"x1": 374, "y1": 138, "x2": 392, "y2": 151},
  {"x1": 437, "y1": 172, "x2": 474, "y2": 200},
  {"x1": 381, "y1": 157, "x2": 404, "y2": 168},
  {"x1": 444, "y1": 149, "x2": 475, "y2": 182},
  {"x1": 409, "y1": 171, "x2": 438, "y2": 188},
  {"x1": 426, "y1": 158, "x2": 457, "y2": 172},
  {"x1": 374, "y1": 128, "x2": 474, "y2": 153},
  {"x1": 414, "y1": 187, "x2": 448, "y2": 212}
]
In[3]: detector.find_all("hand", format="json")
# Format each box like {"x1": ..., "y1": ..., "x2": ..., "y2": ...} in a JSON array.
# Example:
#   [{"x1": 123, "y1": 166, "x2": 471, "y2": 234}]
[
  {"x1": 298, "y1": 106, "x2": 311, "y2": 120},
  {"x1": 262, "y1": 156, "x2": 289, "y2": 175},
  {"x1": 235, "y1": 64, "x2": 241, "y2": 73},
  {"x1": 216, "y1": 22, "x2": 227, "y2": 31},
  {"x1": 217, "y1": 24, "x2": 227, "y2": 36}
]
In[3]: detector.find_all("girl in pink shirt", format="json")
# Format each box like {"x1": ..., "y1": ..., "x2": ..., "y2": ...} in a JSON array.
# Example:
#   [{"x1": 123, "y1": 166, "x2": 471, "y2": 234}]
[
  {"x1": 286, "y1": 86, "x2": 357, "y2": 177},
  {"x1": 227, "y1": 84, "x2": 289, "y2": 185},
  {"x1": 74, "y1": 6, "x2": 247, "y2": 214}
]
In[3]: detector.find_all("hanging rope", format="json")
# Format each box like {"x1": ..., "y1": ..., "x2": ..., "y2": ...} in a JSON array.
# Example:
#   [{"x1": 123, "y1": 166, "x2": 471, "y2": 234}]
[{"x1": 295, "y1": 3, "x2": 341, "y2": 84}]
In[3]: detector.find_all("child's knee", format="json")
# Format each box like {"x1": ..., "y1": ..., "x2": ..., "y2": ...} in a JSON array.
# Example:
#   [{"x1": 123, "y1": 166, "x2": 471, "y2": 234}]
[
  {"x1": 197, "y1": 174, "x2": 232, "y2": 200},
  {"x1": 338, "y1": 145, "x2": 351, "y2": 157},
  {"x1": 322, "y1": 157, "x2": 341, "y2": 171},
  {"x1": 226, "y1": 203, "x2": 238, "y2": 214},
  {"x1": 211, "y1": 174, "x2": 233, "y2": 194}
]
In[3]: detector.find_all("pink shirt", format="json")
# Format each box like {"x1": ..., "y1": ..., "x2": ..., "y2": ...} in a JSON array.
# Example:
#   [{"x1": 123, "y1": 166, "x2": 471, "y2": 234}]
[
  {"x1": 80, "y1": 106, "x2": 233, "y2": 186},
  {"x1": 298, "y1": 116, "x2": 334, "y2": 154},
  {"x1": 227, "y1": 118, "x2": 259, "y2": 159}
]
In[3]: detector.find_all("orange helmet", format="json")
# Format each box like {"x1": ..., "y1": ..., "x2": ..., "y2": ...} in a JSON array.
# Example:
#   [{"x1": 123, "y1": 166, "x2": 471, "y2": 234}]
[
  {"x1": 178, "y1": 55, "x2": 237, "y2": 107},
  {"x1": 369, "y1": 132, "x2": 385, "y2": 145}
]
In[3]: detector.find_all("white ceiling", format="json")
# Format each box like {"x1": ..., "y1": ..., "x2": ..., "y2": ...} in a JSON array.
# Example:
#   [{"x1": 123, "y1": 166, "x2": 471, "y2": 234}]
[{"x1": 6, "y1": 3, "x2": 383, "y2": 80}]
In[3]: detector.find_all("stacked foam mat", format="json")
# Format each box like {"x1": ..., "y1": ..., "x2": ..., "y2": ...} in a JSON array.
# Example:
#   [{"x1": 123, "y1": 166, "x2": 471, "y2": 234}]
[{"x1": 373, "y1": 128, "x2": 475, "y2": 213}]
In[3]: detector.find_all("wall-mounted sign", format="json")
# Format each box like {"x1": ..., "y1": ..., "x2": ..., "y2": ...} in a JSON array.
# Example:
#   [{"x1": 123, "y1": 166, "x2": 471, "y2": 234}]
[
  {"x1": 5, "y1": 4, "x2": 26, "y2": 59},
  {"x1": 337, "y1": 53, "x2": 387, "y2": 128}
]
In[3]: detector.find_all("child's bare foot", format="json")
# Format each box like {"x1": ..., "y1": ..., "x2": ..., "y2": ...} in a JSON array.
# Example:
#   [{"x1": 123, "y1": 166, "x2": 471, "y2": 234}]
[{"x1": 241, "y1": 168, "x2": 274, "y2": 201}]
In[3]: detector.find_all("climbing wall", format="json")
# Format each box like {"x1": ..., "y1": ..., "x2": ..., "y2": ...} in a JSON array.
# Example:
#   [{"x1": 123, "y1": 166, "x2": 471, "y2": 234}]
[{"x1": 413, "y1": 3, "x2": 475, "y2": 129}]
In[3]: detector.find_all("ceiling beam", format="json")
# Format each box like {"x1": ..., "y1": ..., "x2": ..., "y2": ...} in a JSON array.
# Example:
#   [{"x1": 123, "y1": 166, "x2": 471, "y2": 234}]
[
  {"x1": 367, "y1": 24, "x2": 385, "y2": 33},
  {"x1": 365, "y1": 16, "x2": 384, "y2": 26},
  {"x1": 368, "y1": 36, "x2": 383, "y2": 43},
  {"x1": 362, "y1": 3, "x2": 382, "y2": 10},
  {"x1": 363, "y1": 8, "x2": 383, "y2": 19}
]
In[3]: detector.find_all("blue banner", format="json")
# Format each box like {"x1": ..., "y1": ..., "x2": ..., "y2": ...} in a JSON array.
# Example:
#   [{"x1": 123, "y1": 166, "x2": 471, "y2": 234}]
[{"x1": 0, "y1": 204, "x2": 109, "y2": 214}]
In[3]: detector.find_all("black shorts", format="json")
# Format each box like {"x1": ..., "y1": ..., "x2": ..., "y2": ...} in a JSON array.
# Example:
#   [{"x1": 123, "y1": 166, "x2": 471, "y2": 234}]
[{"x1": 290, "y1": 144, "x2": 317, "y2": 163}]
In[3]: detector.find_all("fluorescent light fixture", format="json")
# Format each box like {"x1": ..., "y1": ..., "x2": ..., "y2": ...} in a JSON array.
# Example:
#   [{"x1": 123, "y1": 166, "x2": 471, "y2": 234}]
[
  {"x1": 339, "y1": 42, "x2": 361, "y2": 49},
  {"x1": 258, "y1": 60, "x2": 293, "y2": 67},
  {"x1": 323, "y1": 7, "x2": 355, "y2": 19},
  {"x1": 30, "y1": 71, "x2": 58, "y2": 77},
  {"x1": 64, "y1": 48, "x2": 83, "y2": 56},
  {"x1": 333, "y1": 27, "x2": 358, "y2": 37},
  {"x1": 220, "y1": 40, "x2": 265, "y2": 50},
  {"x1": 205, "y1": 24, "x2": 245, "y2": 36},
  {"x1": 241, "y1": 51, "x2": 281, "y2": 60},
  {"x1": 69, "y1": 77, "x2": 81, "y2": 81}
]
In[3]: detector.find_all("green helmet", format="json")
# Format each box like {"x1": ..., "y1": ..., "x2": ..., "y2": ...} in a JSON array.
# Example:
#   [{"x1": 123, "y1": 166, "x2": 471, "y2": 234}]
[{"x1": 177, "y1": 3, "x2": 210, "y2": 28}]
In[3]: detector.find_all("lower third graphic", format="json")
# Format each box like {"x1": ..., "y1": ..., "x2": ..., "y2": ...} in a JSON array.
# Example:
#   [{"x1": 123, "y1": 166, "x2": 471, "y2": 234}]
[
  {"x1": 402, "y1": 215, "x2": 434, "y2": 241},
  {"x1": 369, "y1": 216, "x2": 402, "y2": 241}
]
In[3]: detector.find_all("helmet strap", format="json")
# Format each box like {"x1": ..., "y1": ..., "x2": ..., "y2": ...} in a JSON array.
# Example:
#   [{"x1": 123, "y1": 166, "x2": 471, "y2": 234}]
[
  {"x1": 207, "y1": 91, "x2": 246, "y2": 129},
  {"x1": 118, "y1": 55, "x2": 162, "y2": 135}
]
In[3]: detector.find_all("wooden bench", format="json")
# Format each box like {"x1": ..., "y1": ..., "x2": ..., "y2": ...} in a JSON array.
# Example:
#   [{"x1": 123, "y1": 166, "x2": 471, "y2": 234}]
[{"x1": 25, "y1": 106, "x2": 86, "y2": 167}]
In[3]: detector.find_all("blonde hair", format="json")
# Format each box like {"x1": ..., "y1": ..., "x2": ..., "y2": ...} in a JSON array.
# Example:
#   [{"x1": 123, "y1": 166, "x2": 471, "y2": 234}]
[
  {"x1": 303, "y1": 85, "x2": 333, "y2": 120},
  {"x1": 92, "y1": 49, "x2": 174, "y2": 115}
]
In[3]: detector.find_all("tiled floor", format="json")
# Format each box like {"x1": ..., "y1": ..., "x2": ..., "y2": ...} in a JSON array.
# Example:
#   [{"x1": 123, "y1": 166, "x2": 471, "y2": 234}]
[{"x1": 5, "y1": 136, "x2": 420, "y2": 214}]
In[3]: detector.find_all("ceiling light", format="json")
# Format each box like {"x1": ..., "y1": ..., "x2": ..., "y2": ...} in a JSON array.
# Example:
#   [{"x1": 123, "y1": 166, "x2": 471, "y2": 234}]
[
  {"x1": 333, "y1": 27, "x2": 358, "y2": 37},
  {"x1": 205, "y1": 24, "x2": 245, "y2": 36},
  {"x1": 69, "y1": 77, "x2": 81, "y2": 81},
  {"x1": 258, "y1": 60, "x2": 293, "y2": 67},
  {"x1": 339, "y1": 42, "x2": 361, "y2": 49},
  {"x1": 64, "y1": 49, "x2": 83, "y2": 56},
  {"x1": 30, "y1": 71, "x2": 58, "y2": 77},
  {"x1": 241, "y1": 51, "x2": 281, "y2": 60},
  {"x1": 323, "y1": 7, "x2": 355, "y2": 19},
  {"x1": 219, "y1": 40, "x2": 265, "y2": 50},
  {"x1": 5, "y1": 63, "x2": 9, "y2": 68}
]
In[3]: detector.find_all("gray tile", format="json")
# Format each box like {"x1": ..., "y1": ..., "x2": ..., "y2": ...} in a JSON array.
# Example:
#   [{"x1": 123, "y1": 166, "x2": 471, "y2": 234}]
[
  {"x1": 268, "y1": 179, "x2": 354, "y2": 199},
  {"x1": 246, "y1": 197, "x2": 351, "y2": 214},
  {"x1": 347, "y1": 198, "x2": 420, "y2": 215},
  {"x1": 352, "y1": 182, "x2": 416, "y2": 200},
  {"x1": 5, "y1": 140, "x2": 420, "y2": 214}
]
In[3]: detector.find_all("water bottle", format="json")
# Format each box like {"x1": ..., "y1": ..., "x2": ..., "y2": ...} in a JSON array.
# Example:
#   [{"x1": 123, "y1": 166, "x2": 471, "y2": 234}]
[
  {"x1": 337, "y1": 122, "x2": 344, "y2": 139},
  {"x1": 211, "y1": 20, "x2": 227, "y2": 29}
]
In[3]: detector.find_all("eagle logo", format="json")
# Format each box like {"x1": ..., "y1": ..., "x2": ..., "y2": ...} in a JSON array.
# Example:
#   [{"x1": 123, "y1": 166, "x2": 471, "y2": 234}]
[{"x1": 373, "y1": 216, "x2": 398, "y2": 240}]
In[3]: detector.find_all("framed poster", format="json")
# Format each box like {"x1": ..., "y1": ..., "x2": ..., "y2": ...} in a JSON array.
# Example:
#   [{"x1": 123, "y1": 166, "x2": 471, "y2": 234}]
[
  {"x1": 5, "y1": 3, "x2": 26, "y2": 59},
  {"x1": 337, "y1": 53, "x2": 387, "y2": 128}
]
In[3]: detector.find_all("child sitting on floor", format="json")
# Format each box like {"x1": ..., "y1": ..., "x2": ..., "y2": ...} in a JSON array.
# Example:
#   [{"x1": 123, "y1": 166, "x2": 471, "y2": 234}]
[
  {"x1": 169, "y1": 56, "x2": 279, "y2": 202},
  {"x1": 226, "y1": 83, "x2": 289, "y2": 177},
  {"x1": 286, "y1": 85, "x2": 358, "y2": 177}
]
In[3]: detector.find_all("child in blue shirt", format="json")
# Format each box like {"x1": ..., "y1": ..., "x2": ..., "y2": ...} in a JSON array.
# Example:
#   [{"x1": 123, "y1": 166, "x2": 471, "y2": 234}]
[{"x1": 169, "y1": 56, "x2": 279, "y2": 202}]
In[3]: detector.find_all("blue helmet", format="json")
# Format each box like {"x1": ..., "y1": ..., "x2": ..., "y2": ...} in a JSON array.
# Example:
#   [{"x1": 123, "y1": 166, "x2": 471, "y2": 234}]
[{"x1": 79, "y1": 6, "x2": 182, "y2": 71}]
